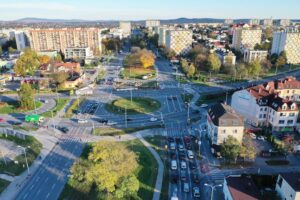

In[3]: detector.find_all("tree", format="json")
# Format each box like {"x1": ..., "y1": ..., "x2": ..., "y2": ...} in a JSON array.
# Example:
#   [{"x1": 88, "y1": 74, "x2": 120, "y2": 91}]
[
  {"x1": 0, "y1": 46, "x2": 2, "y2": 55},
  {"x1": 187, "y1": 63, "x2": 196, "y2": 78},
  {"x1": 14, "y1": 48, "x2": 40, "y2": 76},
  {"x1": 52, "y1": 72, "x2": 69, "y2": 85},
  {"x1": 265, "y1": 27, "x2": 273, "y2": 40},
  {"x1": 149, "y1": 33, "x2": 159, "y2": 47},
  {"x1": 221, "y1": 136, "x2": 241, "y2": 163},
  {"x1": 247, "y1": 60, "x2": 262, "y2": 76},
  {"x1": 54, "y1": 54, "x2": 62, "y2": 62},
  {"x1": 38, "y1": 55, "x2": 51, "y2": 65},
  {"x1": 86, "y1": 141, "x2": 139, "y2": 198},
  {"x1": 194, "y1": 53, "x2": 208, "y2": 69},
  {"x1": 270, "y1": 53, "x2": 279, "y2": 65},
  {"x1": 8, "y1": 46, "x2": 17, "y2": 53},
  {"x1": 236, "y1": 63, "x2": 248, "y2": 79},
  {"x1": 19, "y1": 83, "x2": 35, "y2": 110},
  {"x1": 276, "y1": 51, "x2": 287, "y2": 67},
  {"x1": 207, "y1": 53, "x2": 221, "y2": 72},
  {"x1": 240, "y1": 135, "x2": 256, "y2": 161},
  {"x1": 163, "y1": 48, "x2": 176, "y2": 59},
  {"x1": 139, "y1": 49, "x2": 155, "y2": 68}
]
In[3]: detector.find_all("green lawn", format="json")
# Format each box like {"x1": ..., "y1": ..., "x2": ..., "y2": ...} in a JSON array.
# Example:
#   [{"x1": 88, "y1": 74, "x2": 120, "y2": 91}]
[
  {"x1": 0, "y1": 101, "x2": 42, "y2": 114},
  {"x1": 120, "y1": 67, "x2": 156, "y2": 79},
  {"x1": 41, "y1": 98, "x2": 69, "y2": 118},
  {"x1": 59, "y1": 139, "x2": 158, "y2": 200},
  {"x1": 0, "y1": 179, "x2": 10, "y2": 193},
  {"x1": 181, "y1": 93, "x2": 194, "y2": 103},
  {"x1": 93, "y1": 124, "x2": 164, "y2": 136},
  {"x1": 0, "y1": 134, "x2": 42, "y2": 176},
  {"x1": 145, "y1": 136, "x2": 169, "y2": 200},
  {"x1": 105, "y1": 97, "x2": 161, "y2": 115}
]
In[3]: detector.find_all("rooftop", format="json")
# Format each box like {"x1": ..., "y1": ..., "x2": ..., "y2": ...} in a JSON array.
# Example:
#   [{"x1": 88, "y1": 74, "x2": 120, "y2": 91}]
[{"x1": 280, "y1": 173, "x2": 300, "y2": 191}]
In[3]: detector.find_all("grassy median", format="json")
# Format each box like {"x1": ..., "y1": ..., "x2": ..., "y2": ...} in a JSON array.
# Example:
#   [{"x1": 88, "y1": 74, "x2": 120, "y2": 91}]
[{"x1": 41, "y1": 98, "x2": 69, "y2": 118}]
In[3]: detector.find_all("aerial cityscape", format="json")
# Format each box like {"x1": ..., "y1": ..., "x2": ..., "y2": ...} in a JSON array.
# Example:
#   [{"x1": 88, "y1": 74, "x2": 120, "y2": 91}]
[{"x1": 1, "y1": 0, "x2": 300, "y2": 200}]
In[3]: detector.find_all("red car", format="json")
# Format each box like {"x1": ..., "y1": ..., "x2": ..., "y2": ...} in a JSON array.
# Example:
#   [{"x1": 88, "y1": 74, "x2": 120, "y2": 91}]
[
  {"x1": 0, "y1": 118, "x2": 5, "y2": 122},
  {"x1": 184, "y1": 136, "x2": 190, "y2": 143}
]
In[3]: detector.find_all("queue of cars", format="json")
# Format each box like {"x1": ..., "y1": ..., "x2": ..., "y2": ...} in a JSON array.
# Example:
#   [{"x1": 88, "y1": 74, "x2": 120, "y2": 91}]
[{"x1": 168, "y1": 136, "x2": 201, "y2": 199}]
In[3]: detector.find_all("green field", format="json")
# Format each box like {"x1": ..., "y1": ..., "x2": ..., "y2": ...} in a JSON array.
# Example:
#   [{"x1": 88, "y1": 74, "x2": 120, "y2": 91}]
[
  {"x1": 0, "y1": 134, "x2": 42, "y2": 176},
  {"x1": 41, "y1": 98, "x2": 69, "y2": 118},
  {"x1": 59, "y1": 139, "x2": 158, "y2": 200},
  {"x1": 105, "y1": 97, "x2": 161, "y2": 115},
  {"x1": 120, "y1": 67, "x2": 156, "y2": 79},
  {"x1": 93, "y1": 125, "x2": 163, "y2": 136},
  {"x1": 0, "y1": 179, "x2": 10, "y2": 193},
  {"x1": 0, "y1": 101, "x2": 42, "y2": 114}
]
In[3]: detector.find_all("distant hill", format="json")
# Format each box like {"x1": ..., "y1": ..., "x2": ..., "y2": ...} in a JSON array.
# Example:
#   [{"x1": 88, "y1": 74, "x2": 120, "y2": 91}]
[
  {"x1": 14, "y1": 17, "x2": 90, "y2": 23},
  {"x1": 160, "y1": 18, "x2": 225, "y2": 24}
]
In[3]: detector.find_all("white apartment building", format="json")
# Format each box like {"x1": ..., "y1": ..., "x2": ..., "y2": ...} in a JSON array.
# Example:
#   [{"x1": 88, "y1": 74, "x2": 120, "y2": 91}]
[
  {"x1": 207, "y1": 103, "x2": 244, "y2": 145},
  {"x1": 15, "y1": 31, "x2": 27, "y2": 51},
  {"x1": 276, "y1": 173, "x2": 300, "y2": 200},
  {"x1": 275, "y1": 19, "x2": 291, "y2": 27},
  {"x1": 232, "y1": 27, "x2": 262, "y2": 51},
  {"x1": 243, "y1": 48, "x2": 268, "y2": 63},
  {"x1": 65, "y1": 47, "x2": 93, "y2": 60},
  {"x1": 261, "y1": 19, "x2": 273, "y2": 26},
  {"x1": 119, "y1": 21, "x2": 131, "y2": 37},
  {"x1": 145, "y1": 20, "x2": 160, "y2": 28},
  {"x1": 271, "y1": 30, "x2": 300, "y2": 64},
  {"x1": 165, "y1": 29, "x2": 193, "y2": 55},
  {"x1": 158, "y1": 26, "x2": 172, "y2": 46},
  {"x1": 231, "y1": 77, "x2": 300, "y2": 131}
]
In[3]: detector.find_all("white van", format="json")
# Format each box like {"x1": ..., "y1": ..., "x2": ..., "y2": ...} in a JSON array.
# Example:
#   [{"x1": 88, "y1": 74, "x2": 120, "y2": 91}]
[
  {"x1": 171, "y1": 160, "x2": 177, "y2": 170},
  {"x1": 187, "y1": 150, "x2": 194, "y2": 159}
]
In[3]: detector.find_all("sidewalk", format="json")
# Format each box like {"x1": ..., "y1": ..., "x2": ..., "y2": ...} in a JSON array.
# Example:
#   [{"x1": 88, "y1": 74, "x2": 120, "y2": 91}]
[{"x1": 0, "y1": 130, "x2": 59, "y2": 200}]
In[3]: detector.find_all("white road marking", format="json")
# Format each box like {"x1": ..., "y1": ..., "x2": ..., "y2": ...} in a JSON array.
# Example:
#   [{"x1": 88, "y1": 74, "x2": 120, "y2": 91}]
[
  {"x1": 45, "y1": 177, "x2": 49, "y2": 183},
  {"x1": 46, "y1": 192, "x2": 50, "y2": 199},
  {"x1": 165, "y1": 96, "x2": 171, "y2": 112}
]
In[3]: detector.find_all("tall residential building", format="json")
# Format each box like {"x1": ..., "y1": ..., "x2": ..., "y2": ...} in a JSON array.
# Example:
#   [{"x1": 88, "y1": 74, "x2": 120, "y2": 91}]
[
  {"x1": 65, "y1": 47, "x2": 93, "y2": 60},
  {"x1": 119, "y1": 21, "x2": 131, "y2": 37},
  {"x1": 15, "y1": 31, "x2": 27, "y2": 51},
  {"x1": 28, "y1": 28, "x2": 102, "y2": 56},
  {"x1": 275, "y1": 19, "x2": 291, "y2": 27},
  {"x1": 261, "y1": 19, "x2": 273, "y2": 26},
  {"x1": 232, "y1": 27, "x2": 262, "y2": 51},
  {"x1": 271, "y1": 30, "x2": 300, "y2": 64},
  {"x1": 207, "y1": 103, "x2": 244, "y2": 145},
  {"x1": 243, "y1": 49, "x2": 268, "y2": 63},
  {"x1": 165, "y1": 29, "x2": 192, "y2": 55},
  {"x1": 249, "y1": 19, "x2": 260, "y2": 26},
  {"x1": 224, "y1": 19, "x2": 234, "y2": 25},
  {"x1": 158, "y1": 26, "x2": 172, "y2": 46},
  {"x1": 145, "y1": 20, "x2": 160, "y2": 28}
]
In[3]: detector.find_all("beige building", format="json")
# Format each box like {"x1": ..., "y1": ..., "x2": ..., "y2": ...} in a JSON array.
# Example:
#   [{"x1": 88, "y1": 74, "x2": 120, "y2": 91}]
[
  {"x1": 28, "y1": 28, "x2": 102, "y2": 56},
  {"x1": 119, "y1": 21, "x2": 131, "y2": 37},
  {"x1": 207, "y1": 103, "x2": 244, "y2": 145},
  {"x1": 232, "y1": 27, "x2": 262, "y2": 51},
  {"x1": 65, "y1": 47, "x2": 93, "y2": 60},
  {"x1": 261, "y1": 19, "x2": 273, "y2": 26},
  {"x1": 165, "y1": 29, "x2": 193, "y2": 55},
  {"x1": 146, "y1": 20, "x2": 160, "y2": 28},
  {"x1": 243, "y1": 49, "x2": 268, "y2": 63},
  {"x1": 276, "y1": 19, "x2": 291, "y2": 27},
  {"x1": 276, "y1": 173, "x2": 300, "y2": 200},
  {"x1": 271, "y1": 30, "x2": 300, "y2": 64}
]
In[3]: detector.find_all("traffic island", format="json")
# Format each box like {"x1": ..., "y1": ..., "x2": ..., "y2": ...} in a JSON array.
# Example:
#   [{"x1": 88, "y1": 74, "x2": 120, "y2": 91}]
[{"x1": 105, "y1": 97, "x2": 161, "y2": 115}]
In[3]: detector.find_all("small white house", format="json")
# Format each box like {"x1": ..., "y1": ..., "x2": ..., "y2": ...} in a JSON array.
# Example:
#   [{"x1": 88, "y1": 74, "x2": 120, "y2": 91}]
[{"x1": 276, "y1": 173, "x2": 300, "y2": 200}]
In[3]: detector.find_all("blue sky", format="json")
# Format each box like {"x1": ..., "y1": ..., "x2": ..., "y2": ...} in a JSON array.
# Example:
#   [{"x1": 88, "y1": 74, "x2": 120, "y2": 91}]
[{"x1": 0, "y1": 0, "x2": 299, "y2": 20}]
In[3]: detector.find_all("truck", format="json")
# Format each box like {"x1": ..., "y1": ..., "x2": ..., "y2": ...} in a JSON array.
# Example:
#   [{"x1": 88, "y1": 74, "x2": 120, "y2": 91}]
[{"x1": 25, "y1": 114, "x2": 45, "y2": 123}]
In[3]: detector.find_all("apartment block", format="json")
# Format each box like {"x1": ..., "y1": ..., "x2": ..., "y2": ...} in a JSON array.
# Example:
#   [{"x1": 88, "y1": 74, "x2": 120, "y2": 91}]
[
  {"x1": 275, "y1": 19, "x2": 291, "y2": 27},
  {"x1": 243, "y1": 48, "x2": 268, "y2": 63},
  {"x1": 165, "y1": 29, "x2": 193, "y2": 55},
  {"x1": 261, "y1": 19, "x2": 273, "y2": 26},
  {"x1": 224, "y1": 19, "x2": 234, "y2": 25},
  {"x1": 119, "y1": 21, "x2": 131, "y2": 37},
  {"x1": 28, "y1": 28, "x2": 102, "y2": 56},
  {"x1": 248, "y1": 19, "x2": 261, "y2": 26},
  {"x1": 207, "y1": 103, "x2": 244, "y2": 145},
  {"x1": 158, "y1": 26, "x2": 172, "y2": 46},
  {"x1": 216, "y1": 50, "x2": 236, "y2": 66},
  {"x1": 271, "y1": 30, "x2": 300, "y2": 64},
  {"x1": 231, "y1": 77, "x2": 300, "y2": 132},
  {"x1": 65, "y1": 47, "x2": 93, "y2": 60},
  {"x1": 15, "y1": 31, "x2": 27, "y2": 51},
  {"x1": 146, "y1": 20, "x2": 160, "y2": 28},
  {"x1": 232, "y1": 27, "x2": 262, "y2": 51}
]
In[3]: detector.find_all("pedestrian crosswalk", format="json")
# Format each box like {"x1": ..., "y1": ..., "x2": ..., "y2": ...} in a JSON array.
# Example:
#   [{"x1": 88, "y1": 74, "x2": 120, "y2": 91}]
[
  {"x1": 209, "y1": 172, "x2": 226, "y2": 183},
  {"x1": 58, "y1": 127, "x2": 92, "y2": 143}
]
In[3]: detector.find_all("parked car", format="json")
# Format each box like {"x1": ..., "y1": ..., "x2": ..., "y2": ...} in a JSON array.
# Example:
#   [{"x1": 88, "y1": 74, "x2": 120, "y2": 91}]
[
  {"x1": 170, "y1": 142, "x2": 176, "y2": 150},
  {"x1": 187, "y1": 150, "x2": 194, "y2": 159},
  {"x1": 192, "y1": 174, "x2": 200, "y2": 184},
  {"x1": 78, "y1": 119, "x2": 88, "y2": 124},
  {"x1": 0, "y1": 118, "x2": 5, "y2": 123},
  {"x1": 256, "y1": 136, "x2": 265, "y2": 141},
  {"x1": 168, "y1": 137, "x2": 175, "y2": 142},
  {"x1": 178, "y1": 144, "x2": 184, "y2": 151},
  {"x1": 149, "y1": 117, "x2": 158, "y2": 122},
  {"x1": 193, "y1": 187, "x2": 200, "y2": 198},
  {"x1": 58, "y1": 126, "x2": 69, "y2": 133},
  {"x1": 184, "y1": 136, "x2": 190, "y2": 143},
  {"x1": 180, "y1": 170, "x2": 187, "y2": 181},
  {"x1": 96, "y1": 118, "x2": 108, "y2": 124},
  {"x1": 180, "y1": 161, "x2": 187, "y2": 169},
  {"x1": 200, "y1": 104, "x2": 208, "y2": 108},
  {"x1": 171, "y1": 173, "x2": 179, "y2": 183},
  {"x1": 171, "y1": 160, "x2": 177, "y2": 170},
  {"x1": 189, "y1": 161, "x2": 196, "y2": 169},
  {"x1": 183, "y1": 182, "x2": 189, "y2": 193}
]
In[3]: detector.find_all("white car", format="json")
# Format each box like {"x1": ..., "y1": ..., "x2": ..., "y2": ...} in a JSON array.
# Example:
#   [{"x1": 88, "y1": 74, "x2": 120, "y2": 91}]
[
  {"x1": 200, "y1": 104, "x2": 208, "y2": 108},
  {"x1": 180, "y1": 161, "x2": 187, "y2": 169},
  {"x1": 187, "y1": 150, "x2": 194, "y2": 159},
  {"x1": 256, "y1": 136, "x2": 265, "y2": 141},
  {"x1": 150, "y1": 117, "x2": 158, "y2": 122},
  {"x1": 170, "y1": 142, "x2": 176, "y2": 150},
  {"x1": 78, "y1": 119, "x2": 88, "y2": 124},
  {"x1": 249, "y1": 132, "x2": 256, "y2": 139},
  {"x1": 107, "y1": 121, "x2": 117, "y2": 126},
  {"x1": 171, "y1": 160, "x2": 177, "y2": 170},
  {"x1": 178, "y1": 144, "x2": 184, "y2": 151}
]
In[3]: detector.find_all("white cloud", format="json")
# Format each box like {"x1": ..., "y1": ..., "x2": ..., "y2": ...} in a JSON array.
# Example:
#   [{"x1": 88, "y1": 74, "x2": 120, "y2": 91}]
[{"x1": 0, "y1": 2, "x2": 76, "y2": 11}]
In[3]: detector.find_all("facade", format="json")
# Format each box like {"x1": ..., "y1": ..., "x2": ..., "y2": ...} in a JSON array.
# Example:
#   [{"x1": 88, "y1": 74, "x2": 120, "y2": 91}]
[
  {"x1": 165, "y1": 29, "x2": 193, "y2": 55},
  {"x1": 248, "y1": 19, "x2": 260, "y2": 26},
  {"x1": 158, "y1": 26, "x2": 170, "y2": 46},
  {"x1": 146, "y1": 20, "x2": 160, "y2": 28},
  {"x1": 232, "y1": 27, "x2": 262, "y2": 51},
  {"x1": 119, "y1": 21, "x2": 131, "y2": 37},
  {"x1": 37, "y1": 50, "x2": 58, "y2": 58},
  {"x1": 271, "y1": 30, "x2": 300, "y2": 64},
  {"x1": 28, "y1": 28, "x2": 102, "y2": 56},
  {"x1": 65, "y1": 47, "x2": 93, "y2": 60},
  {"x1": 216, "y1": 50, "x2": 236, "y2": 66},
  {"x1": 276, "y1": 173, "x2": 300, "y2": 200},
  {"x1": 15, "y1": 31, "x2": 27, "y2": 51},
  {"x1": 207, "y1": 103, "x2": 244, "y2": 145},
  {"x1": 224, "y1": 19, "x2": 234, "y2": 25},
  {"x1": 231, "y1": 77, "x2": 300, "y2": 131},
  {"x1": 243, "y1": 49, "x2": 268, "y2": 63},
  {"x1": 223, "y1": 175, "x2": 261, "y2": 200},
  {"x1": 275, "y1": 19, "x2": 291, "y2": 27},
  {"x1": 261, "y1": 19, "x2": 273, "y2": 26}
]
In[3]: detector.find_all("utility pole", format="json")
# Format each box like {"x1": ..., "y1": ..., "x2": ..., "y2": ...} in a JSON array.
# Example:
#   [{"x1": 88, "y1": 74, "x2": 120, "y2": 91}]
[
  {"x1": 56, "y1": 87, "x2": 59, "y2": 101},
  {"x1": 51, "y1": 110, "x2": 54, "y2": 128},
  {"x1": 18, "y1": 146, "x2": 29, "y2": 174},
  {"x1": 125, "y1": 106, "x2": 127, "y2": 128},
  {"x1": 130, "y1": 89, "x2": 133, "y2": 105},
  {"x1": 225, "y1": 92, "x2": 228, "y2": 105},
  {"x1": 187, "y1": 103, "x2": 190, "y2": 123}
]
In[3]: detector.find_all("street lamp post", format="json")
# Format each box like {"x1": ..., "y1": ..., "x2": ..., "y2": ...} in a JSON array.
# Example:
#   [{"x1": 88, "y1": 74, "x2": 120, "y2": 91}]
[
  {"x1": 125, "y1": 106, "x2": 127, "y2": 128},
  {"x1": 17, "y1": 146, "x2": 29, "y2": 174},
  {"x1": 159, "y1": 111, "x2": 164, "y2": 125},
  {"x1": 33, "y1": 98, "x2": 37, "y2": 114},
  {"x1": 187, "y1": 103, "x2": 190, "y2": 123},
  {"x1": 0, "y1": 150, "x2": 7, "y2": 165},
  {"x1": 204, "y1": 183, "x2": 223, "y2": 200}
]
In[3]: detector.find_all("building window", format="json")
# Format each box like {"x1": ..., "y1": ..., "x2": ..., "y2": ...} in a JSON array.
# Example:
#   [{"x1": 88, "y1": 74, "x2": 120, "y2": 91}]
[
  {"x1": 277, "y1": 177, "x2": 283, "y2": 187},
  {"x1": 263, "y1": 114, "x2": 266, "y2": 118},
  {"x1": 259, "y1": 114, "x2": 262, "y2": 119},
  {"x1": 222, "y1": 130, "x2": 226, "y2": 133},
  {"x1": 264, "y1": 108, "x2": 267, "y2": 111},
  {"x1": 260, "y1": 108, "x2": 263, "y2": 111},
  {"x1": 279, "y1": 120, "x2": 285, "y2": 124},
  {"x1": 280, "y1": 113, "x2": 286, "y2": 117},
  {"x1": 289, "y1": 113, "x2": 295, "y2": 117},
  {"x1": 287, "y1": 120, "x2": 294, "y2": 124}
]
